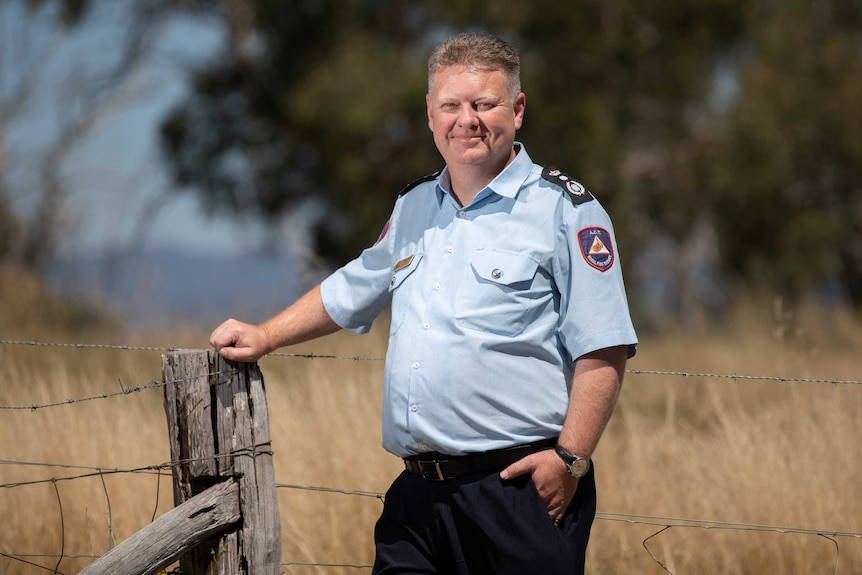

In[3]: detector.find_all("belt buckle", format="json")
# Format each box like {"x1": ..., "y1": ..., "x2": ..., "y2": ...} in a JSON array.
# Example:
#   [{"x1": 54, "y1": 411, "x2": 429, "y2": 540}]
[{"x1": 418, "y1": 459, "x2": 448, "y2": 481}]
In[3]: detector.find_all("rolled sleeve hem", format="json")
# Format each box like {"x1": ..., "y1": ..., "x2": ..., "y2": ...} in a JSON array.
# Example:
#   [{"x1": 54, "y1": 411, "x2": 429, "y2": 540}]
[
  {"x1": 567, "y1": 329, "x2": 638, "y2": 362},
  {"x1": 320, "y1": 275, "x2": 373, "y2": 334}
]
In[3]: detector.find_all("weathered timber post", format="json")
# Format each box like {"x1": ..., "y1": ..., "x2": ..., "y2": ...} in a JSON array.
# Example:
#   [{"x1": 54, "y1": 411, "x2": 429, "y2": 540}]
[
  {"x1": 78, "y1": 479, "x2": 241, "y2": 575},
  {"x1": 162, "y1": 349, "x2": 282, "y2": 575}
]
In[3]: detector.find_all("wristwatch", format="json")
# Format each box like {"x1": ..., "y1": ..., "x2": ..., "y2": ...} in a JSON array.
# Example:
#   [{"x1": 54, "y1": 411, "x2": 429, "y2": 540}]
[{"x1": 554, "y1": 445, "x2": 591, "y2": 477}]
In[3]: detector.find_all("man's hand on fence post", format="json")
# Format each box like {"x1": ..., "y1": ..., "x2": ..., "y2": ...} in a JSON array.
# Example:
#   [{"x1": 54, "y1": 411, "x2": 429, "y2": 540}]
[{"x1": 209, "y1": 319, "x2": 271, "y2": 362}]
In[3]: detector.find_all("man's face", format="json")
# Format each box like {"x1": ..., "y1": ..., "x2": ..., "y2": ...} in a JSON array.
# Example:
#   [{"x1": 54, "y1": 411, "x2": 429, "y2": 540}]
[{"x1": 426, "y1": 66, "x2": 525, "y2": 172}]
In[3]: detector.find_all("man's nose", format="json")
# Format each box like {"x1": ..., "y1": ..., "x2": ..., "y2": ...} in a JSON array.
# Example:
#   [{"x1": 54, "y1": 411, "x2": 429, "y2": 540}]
[{"x1": 457, "y1": 104, "x2": 479, "y2": 126}]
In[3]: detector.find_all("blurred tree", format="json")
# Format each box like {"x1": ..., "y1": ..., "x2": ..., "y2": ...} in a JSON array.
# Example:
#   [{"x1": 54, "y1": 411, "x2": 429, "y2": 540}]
[
  {"x1": 702, "y1": 0, "x2": 862, "y2": 305},
  {"x1": 438, "y1": 0, "x2": 749, "y2": 322},
  {"x1": 0, "y1": 189, "x2": 21, "y2": 262},
  {"x1": 0, "y1": 0, "x2": 213, "y2": 270},
  {"x1": 160, "y1": 0, "x2": 862, "y2": 316},
  {"x1": 160, "y1": 0, "x2": 439, "y2": 268},
  {"x1": 0, "y1": 0, "x2": 88, "y2": 267}
]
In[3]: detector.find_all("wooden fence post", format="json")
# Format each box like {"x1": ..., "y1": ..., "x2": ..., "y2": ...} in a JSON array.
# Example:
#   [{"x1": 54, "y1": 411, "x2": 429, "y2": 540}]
[
  {"x1": 78, "y1": 479, "x2": 241, "y2": 575},
  {"x1": 162, "y1": 349, "x2": 282, "y2": 575}
]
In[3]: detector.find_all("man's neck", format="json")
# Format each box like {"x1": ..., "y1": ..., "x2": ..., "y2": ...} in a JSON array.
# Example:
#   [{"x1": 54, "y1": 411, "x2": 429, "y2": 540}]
[
  {"x1": 447, "y1": 149, "x2": 516, "y2": 207},
  {"x1": 448, "y1": 171, "x2": 494, "y2": 207}
]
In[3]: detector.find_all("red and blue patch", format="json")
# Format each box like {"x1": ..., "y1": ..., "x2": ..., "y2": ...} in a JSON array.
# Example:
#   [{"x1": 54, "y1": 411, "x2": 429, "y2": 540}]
[
  {"x1": 578, "y1": 227, "x2": 615, "y2": 272},
  {"x1": 375, "y1": 216, "x2": 392, "y2": 244}
]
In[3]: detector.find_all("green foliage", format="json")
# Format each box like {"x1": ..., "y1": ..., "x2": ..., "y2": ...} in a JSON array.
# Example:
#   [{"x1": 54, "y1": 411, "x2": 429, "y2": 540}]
[
  {"x1": 705, "y1": 1, "x2": 862, "y2": 302},
  {"x1": 159, "y1": 0, "x2": 862, "y2": 311}
]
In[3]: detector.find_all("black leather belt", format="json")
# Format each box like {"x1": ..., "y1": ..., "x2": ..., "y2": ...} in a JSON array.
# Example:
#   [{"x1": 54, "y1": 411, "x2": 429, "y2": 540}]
[{"x1": 403, "y1": 438, "x2": 558, "y2": 482}]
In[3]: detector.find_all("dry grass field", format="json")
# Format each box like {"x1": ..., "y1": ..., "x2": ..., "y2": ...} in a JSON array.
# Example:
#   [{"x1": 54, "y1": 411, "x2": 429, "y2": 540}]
[{"x1": 1, "y1": 265, "x2": 861, "y2": 574}]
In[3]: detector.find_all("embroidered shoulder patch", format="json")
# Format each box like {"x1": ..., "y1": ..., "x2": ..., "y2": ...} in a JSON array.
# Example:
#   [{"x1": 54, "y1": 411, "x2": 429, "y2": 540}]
[
  {"x1": 398, "y1": 170, "x2": 442, "y2": 197},
  {"x1": 378, "y1": 170, "x2": 441, "y2": 244},
  {"x1": 541, "y1": 166, "x2": 594, "y2": 205},
  {"x1": 578, "y1": 227, "x2": 615, "y2": 272},
  {"x1": 375, "y1": 215, "x2": 392, "y2": 244}
]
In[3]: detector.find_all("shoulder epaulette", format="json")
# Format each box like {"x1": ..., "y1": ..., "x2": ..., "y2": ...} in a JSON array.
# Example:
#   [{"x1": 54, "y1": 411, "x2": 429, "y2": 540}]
[
  {"x1": 398, "y1": 170, "x2": 442, "y2": 197},
  {"x1": 541, "y1": 166, "x2": 595, "y2": 205}
]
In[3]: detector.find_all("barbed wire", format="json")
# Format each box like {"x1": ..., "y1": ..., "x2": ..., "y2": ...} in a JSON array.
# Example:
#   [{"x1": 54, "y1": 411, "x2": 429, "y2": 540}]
[
  {"x1": 626, "y1": 369, "x2": 862, "y2": 385},
  {"x1": 605, "y1": 511, "x2": 856, "y2": 575},
  {"x1": 0, "y1": 338, "x2": 859, "y2": 413},
  {"x1": 276, "y1": 482, "x2": 386, "y2": 502},
  {"x1": 2, "y1": 338, "x2": 862, "y2": 573},
  {"x1": 0, "y1": 367, "x2": 246, "y2": 411},
  {"x1": 3, "y1": 452, "x2": 862, "y2": 573},
  {"x1": 0, "y1": 339, "x2": 383, "y2": 361},
  {"x1": 0, "y1": 445, "x2": 272, "y2": 489},
  {"x1": 0, "y1": 552, "x2": 71, "y2": 575}
]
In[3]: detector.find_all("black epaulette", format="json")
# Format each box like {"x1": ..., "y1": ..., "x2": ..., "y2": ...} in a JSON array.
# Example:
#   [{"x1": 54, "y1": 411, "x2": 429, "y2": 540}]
[
  {"x1": 541, "y1": 166, "x2": 594, "y2": 205},
  {"x1": 397, "y1": 170, "x2": 442, "y2": 197}
]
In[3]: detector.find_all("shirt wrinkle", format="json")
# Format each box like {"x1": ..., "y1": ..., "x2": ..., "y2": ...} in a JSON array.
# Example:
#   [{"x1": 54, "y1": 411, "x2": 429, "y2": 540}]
[{"x1": 319, "y1": 142, "x2": 637, "y2": 457}]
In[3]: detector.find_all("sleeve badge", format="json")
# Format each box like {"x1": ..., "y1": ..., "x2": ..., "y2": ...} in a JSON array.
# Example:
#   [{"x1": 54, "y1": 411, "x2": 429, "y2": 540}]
[
  {"x1": 375, "y1": 216, "x2": 392, "y2": 244},
  {"x1": 578, "y1": 227, "x2": 615, "y2": 271}
]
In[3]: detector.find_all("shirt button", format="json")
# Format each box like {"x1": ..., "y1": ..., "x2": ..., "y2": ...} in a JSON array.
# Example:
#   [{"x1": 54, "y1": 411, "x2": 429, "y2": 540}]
[
  {"x1": 434, "y1": 283, "x2": 441, "y2": 291},
  {"x1": 491, "y1": 268, "x2": 503, "y2": 279},
  {"x1": 421, "y1": 444, "x2": 430, "y2": 452},
  {"x1": 447, "y1": 246, "x2": 454, "y2": 253},
  {"x1": 410, "y1": 404, "x2": 419, "y2": 412},
  {"x1": 423, "y1": 323, "x2": 430, "y2": 330},
  {"x1": 458, "y1": 210, "x2": 467, "y2": 218},
  {"x1": 412, "y1": 362, "x2": 420, "y2": 369}
]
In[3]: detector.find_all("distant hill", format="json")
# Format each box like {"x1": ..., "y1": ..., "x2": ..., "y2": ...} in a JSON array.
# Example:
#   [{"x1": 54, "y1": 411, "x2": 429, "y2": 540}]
[{"x1": 48, "y1": 249, "x2": 307, "y2": 328}]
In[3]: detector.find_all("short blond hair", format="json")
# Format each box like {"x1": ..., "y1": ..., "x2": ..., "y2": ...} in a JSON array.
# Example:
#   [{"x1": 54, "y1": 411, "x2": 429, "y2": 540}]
[{"x1": 428, "y1": 32, "x2": 521, "y2": 98}]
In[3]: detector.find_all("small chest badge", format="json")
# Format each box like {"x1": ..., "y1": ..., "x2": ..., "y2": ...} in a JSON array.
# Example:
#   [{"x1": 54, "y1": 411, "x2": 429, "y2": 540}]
[
  {"x1": 393, "y1": 254, "x2": 415, "y2": 272},
  {"x1": 578, "y1": 227, "x2": 615, "y2": 272}
]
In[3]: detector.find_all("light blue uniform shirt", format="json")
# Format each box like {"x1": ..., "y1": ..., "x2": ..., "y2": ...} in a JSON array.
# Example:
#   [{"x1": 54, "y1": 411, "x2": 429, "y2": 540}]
[{"x1": 321, "y1": 144, "x2": 637, "y2": 458}]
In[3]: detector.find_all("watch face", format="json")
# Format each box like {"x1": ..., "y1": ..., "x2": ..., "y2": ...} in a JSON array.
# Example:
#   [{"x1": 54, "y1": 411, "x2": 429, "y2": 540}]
[
  {"x1": 569, "y1": 458, "x2": 590, "y2": 477},
  {"x1": 555, "y1": 445, "x2": 590, "y2": 477}
]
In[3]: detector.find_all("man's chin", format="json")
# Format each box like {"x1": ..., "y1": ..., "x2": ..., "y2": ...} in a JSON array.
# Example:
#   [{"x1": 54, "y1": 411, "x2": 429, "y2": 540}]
[{"x1": 449, "y1": 143, "x2": 490, "y2": 162}]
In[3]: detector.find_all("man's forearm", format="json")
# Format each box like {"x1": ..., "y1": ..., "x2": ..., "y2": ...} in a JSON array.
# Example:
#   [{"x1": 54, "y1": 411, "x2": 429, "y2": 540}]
[
  {"x1": 211, "y1": 285, "x2": 342, "y2": 362},
  {"x1": 260, "y1": 285, "x2": 342, "y2": 351},
  {"x1": 557, "y1": 345, "x2": 628, "y2": 457}
]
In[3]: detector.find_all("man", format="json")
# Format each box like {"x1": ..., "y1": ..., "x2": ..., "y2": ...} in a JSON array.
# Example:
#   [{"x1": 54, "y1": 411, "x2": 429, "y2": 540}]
[{"x1": 210, "y1": 32, "x2": 637, "y2": 574}]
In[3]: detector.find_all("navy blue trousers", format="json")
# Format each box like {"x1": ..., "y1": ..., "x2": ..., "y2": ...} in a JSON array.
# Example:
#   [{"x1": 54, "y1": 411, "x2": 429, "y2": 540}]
[{"x1": 372, "y1": 465, "x2": 597, "y2": 575}]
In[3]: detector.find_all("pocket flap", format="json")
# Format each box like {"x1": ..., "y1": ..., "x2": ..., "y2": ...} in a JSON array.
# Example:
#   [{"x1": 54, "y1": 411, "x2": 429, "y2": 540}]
[{"x1": 469, "y1": 250, "x2": 538, "y2": 286}]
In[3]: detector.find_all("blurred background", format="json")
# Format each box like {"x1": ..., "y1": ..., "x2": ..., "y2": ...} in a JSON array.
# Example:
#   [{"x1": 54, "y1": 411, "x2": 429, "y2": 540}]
[
  {"x1": 3, "y1": 0, "x2": 861, "y2": 331},
  {"x1": 3, "y1": 3, "x2": 862, "y2": 574}
]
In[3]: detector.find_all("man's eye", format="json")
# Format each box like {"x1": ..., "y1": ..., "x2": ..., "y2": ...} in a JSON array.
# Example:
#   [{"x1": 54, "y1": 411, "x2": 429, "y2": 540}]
[{"x1": 476, "y1": 102, "x2": 496, "y2": 110}]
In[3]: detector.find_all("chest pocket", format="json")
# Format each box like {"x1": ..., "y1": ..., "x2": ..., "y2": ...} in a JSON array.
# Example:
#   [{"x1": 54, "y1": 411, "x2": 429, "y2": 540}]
[
  {"x1": 455, "y1": 250, "x2": 540, "y2": 337},
  {"x1": 388, "y1": 251, "x2": 423, "y2": 333}
]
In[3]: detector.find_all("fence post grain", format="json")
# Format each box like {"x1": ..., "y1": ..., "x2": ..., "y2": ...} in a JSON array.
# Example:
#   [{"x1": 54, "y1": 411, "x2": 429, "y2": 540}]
[
  {"x1": 78, "y1": 479, "x2": 241, "y2": 575},
  {"x1": 162, "y1": 349, "x2": 282, "y2": 575}
]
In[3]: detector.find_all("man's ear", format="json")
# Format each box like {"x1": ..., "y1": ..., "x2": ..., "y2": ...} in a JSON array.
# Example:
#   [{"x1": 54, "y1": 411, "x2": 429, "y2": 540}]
[
  {"x1": 513, "y1": 92, "x2": 526, "y2": 130},
  {"x1": 426, "y1": 93, "x2": 434, "y2": 132}
]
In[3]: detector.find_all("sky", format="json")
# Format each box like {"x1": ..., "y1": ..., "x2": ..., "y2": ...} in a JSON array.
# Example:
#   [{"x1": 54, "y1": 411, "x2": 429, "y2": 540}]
[
  {"x1": 1, "y1": 1, "x2": 311, "y2": 326},
  {"x1": 3, "y1": 0, "x2": 283, "y2": 260}
]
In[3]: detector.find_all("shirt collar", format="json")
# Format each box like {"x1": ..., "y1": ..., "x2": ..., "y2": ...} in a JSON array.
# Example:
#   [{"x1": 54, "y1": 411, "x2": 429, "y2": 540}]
[{"x1": 436, "y1": 142, "x2": 532, "y2": 206}]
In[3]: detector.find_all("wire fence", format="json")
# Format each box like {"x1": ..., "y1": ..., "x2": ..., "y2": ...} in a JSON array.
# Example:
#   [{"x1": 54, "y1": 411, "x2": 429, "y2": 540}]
[{"x1": 1, "y1": 338, "x2": 860, "y2": 574}]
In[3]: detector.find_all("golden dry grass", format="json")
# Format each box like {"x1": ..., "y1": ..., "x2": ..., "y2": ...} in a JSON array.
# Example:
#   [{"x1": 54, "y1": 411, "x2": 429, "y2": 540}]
[{"x1": 1, "y1": 267, "x2": 861, "y2": 574}]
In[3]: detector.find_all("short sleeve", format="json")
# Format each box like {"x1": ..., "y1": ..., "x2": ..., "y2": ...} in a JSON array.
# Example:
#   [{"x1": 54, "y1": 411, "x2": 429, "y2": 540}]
[
  {"x1": 320, "y1": 205, "x2": 399, "y2": 333},
  {"x1": 554, "y1": 201, "x2": 638, "y2": 361}
]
